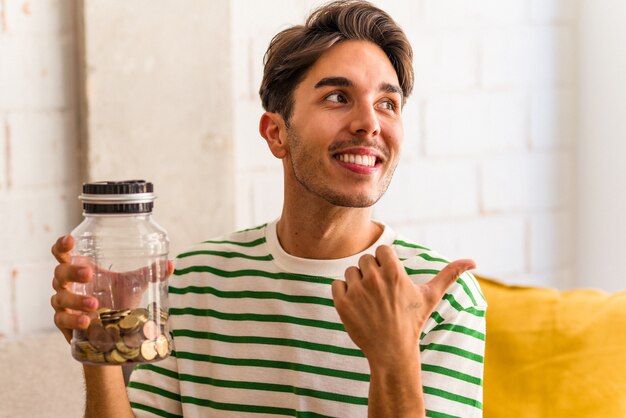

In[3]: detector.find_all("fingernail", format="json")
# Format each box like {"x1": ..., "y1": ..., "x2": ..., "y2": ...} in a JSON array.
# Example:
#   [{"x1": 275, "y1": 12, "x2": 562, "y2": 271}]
[
  {"x1": 62, "y1": 235, "x2": 71, "y2": 246},
  {"x1": 83, "y1": 298, "x2": 97, "y2": 310},
  {"x1": 78, "y1": 315, "x2": 90, "y2": 328}
]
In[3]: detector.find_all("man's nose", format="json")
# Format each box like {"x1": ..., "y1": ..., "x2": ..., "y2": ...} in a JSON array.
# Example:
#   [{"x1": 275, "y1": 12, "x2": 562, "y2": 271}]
[{"x1": 349, "y1": 103, "x2": 381, "y2": 137}]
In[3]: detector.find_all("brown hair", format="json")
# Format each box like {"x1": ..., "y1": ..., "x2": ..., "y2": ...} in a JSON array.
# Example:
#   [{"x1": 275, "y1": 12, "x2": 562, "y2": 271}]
[{"x1": 259, "y1": 0, "x2": 414, "y2": 124}]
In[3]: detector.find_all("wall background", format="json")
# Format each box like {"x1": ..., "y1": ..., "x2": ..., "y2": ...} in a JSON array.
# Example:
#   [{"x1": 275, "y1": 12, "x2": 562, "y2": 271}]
[{"x1": 0, "y1": 0, "x2": 624, "y2": 339}]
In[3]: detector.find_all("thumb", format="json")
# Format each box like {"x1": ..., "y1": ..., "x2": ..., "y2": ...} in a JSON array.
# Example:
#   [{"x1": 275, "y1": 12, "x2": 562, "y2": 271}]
[{"x1": 428, "y1": 259, "x2": 476, "y2": 300}]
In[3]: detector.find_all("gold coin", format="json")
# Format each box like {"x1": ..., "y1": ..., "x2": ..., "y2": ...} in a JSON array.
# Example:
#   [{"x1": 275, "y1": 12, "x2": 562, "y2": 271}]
[
  {"x1": 104, "y1": 351, "x2": 115, "y2": 363},
  {"x1": 86, "y1": 351, "x2": 105, "y2": 363},
  {"x1": 131, "y1": 308, "x2": 149, "y2": 322},
  {"x1": 109, "y1": 349, "x2": 127, "y2": 364},
  {"x1": 121, "y1": 348, "x2": 141, "y2": 360},
  {"x1": 119, "y1": 314, "x2": 140, "y2": 330},
  {"x1": 115, "y1": 340, "x2": 135, "y2": 354},
  {"x1": 140, "y1": 340, "x2": 157, "y2": 361},
  {"x1": 155, "y1": 335, "x2": 169, "y2": 358},
  {"x1": 76, "y1": 340, "x2": 96, "y2": 353}
]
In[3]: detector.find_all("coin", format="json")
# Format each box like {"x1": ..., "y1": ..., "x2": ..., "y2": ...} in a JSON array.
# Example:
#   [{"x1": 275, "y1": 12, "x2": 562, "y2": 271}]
[
  {"x1": 74, "y1": 303, "x2": 170, "y2": 365},
  {"x1": 119, "y1": 314, "x2": 140, "y2": 330},
  {"x1": 86, "y1": 351, "x2": 105, "y2": 363},
  {"x1": 76, "y1": 340, "x2": 96, "y2": 353},
  {"x1": 131, "y1": 308, "x2": 149, "y2": 322},
  {"x1": 142, "y1": 320, "x2": 159, "y2": 340},
  {"x1": 106, "y1": 349, "x2": 127, "y2": 364},
  {"x1": 122, "y1": 331, "x2": 143, "y2": 349},
  {"x1": 121, "y1": 348, "x2": 141, "y2": 360},
  {"x1": 155, "y1": 334, "x2": 169, "y2": 358},
  {"x1": 140, "y1": 340, "x2": 157, "y2": 361},
  {"x1": 87, "y1": 322, "x2": 115, "y2": 352},
  {"x1": 106, "y1": 324, "x2": 121, "y2": 341}
]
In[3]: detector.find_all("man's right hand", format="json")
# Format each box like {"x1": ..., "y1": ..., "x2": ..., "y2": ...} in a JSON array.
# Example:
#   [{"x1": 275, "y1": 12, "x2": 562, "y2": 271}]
[{"x1": 51, "y1": 235, "x2": 98, "y2": 343}]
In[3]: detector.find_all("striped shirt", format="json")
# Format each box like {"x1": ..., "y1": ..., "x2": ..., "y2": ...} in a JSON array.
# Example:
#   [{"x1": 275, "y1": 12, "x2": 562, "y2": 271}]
[{"x1": 128, "y1": 219, "x2": 486, "y2": 417}]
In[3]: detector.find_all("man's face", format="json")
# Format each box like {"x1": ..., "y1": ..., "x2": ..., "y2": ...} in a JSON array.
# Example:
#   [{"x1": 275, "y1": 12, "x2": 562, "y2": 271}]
[{"x1": 285, "y1": 40, "x2": 404, "y2": 208}]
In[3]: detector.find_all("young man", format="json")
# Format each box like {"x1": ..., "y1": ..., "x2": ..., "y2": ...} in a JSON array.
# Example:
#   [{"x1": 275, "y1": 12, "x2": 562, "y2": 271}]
[{"x1": 51, "y1": 1, "x2": 486, "y2": 417}]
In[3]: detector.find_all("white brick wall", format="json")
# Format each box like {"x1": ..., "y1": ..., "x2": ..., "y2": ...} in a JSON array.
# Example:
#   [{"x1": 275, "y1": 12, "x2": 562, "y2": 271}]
[
  {"x1": 0, "y1": 0, "x2": 81, "y2": 338},
  {"x1": 0, "y1": 117, "x2": 6, "y2": 189},
  {"x1": 0, "y1": 0, "x2": 581, "y2": 339}
]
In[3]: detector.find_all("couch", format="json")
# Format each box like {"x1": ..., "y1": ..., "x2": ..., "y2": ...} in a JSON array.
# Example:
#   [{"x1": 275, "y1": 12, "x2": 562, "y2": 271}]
[{"x1": 478, "y1": 276, "x2": 626, "y2": 418}]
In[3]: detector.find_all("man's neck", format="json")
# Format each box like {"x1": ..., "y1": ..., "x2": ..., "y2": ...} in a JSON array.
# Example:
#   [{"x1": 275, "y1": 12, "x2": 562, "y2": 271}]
[{"x1": 276, "y1": 204, "x2": 383, "y2": 260}]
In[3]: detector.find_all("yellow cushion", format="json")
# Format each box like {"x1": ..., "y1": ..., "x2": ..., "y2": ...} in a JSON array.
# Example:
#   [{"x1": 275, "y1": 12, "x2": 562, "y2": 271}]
[{"x1": 477, "y1": 276, "x2": 626, "y2": 418}]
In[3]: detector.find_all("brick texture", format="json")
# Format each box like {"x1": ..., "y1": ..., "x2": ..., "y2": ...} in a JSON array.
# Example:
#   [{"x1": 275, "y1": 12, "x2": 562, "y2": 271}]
[
  {"x1": 0, "y1": 0, "x2": 80, "y2": 337},
  {"x1": 1, "y1": 0, "x2": 580, "y2": 339}
]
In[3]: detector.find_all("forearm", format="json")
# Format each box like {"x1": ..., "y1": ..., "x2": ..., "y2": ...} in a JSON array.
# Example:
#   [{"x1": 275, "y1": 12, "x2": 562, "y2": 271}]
[
  {"x1": 367, "y1": 355, "x2": 425, "y2": 418},
  {"x1": 83, "y1": 365, "x2": 134, "y2": 418}
]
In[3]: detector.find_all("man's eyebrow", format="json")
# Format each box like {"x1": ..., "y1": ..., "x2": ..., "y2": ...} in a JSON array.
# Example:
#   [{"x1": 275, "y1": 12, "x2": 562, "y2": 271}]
[
  {"x1": 314, "y1": 77, "x2": 403, "y2": 98},
  {"x1": 380, "y1": 82, "x2": 403, "y2": 97},
  {"x1": 314, "y1": 77, "x2": 352, "y2": 89}
]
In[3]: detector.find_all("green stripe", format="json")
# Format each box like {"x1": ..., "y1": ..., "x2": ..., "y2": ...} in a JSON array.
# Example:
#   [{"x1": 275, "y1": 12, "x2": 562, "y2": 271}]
[
  {"x1": 421, "y1": 311, "x2": 446, "y2": 339},
  {"x1": 393, "y1": 239, "x2": 431, "y2": 251},
  {"x1": 177, "y1": 250, "x2": 273, "y2": 261},
  {"x1": 180, "y1": 395, "x2": 336, "y2": 417},
  {"x1": 177, "y1": 373, "x2": 367, "y2": 405},
  {"x1": 173, "y1": 350, "x2": 369, "y2": 383},
  {"x1": 172, "y1": 329, "x2": 365, "y2": 358},
  {"x1": 443, "y1": 294, "x2": 485, "y2": 317},
  {"x1": 426, "y1": 409, "x2": 462, "y2": 418},
  {"x1": 429, "y1": 323, "x2": 485, "y2": 341},
  {"x1": 199, "y1": 237, "x2": 266, "y2": 247},
  {"x1": 457, "y1": 276, "x2": 478, "y2": 306},
  {"x1": 421, "y1": 343, "x2": 484, "y2": 363},
  {"x1": 431, "y1": 311, "x2": 445, "y2": 324},
  {"x1": 137, "y1": 364, "x2": 178, "y2": 379},
  {"x1": 169, "y1": 285, "x2": 334, "y2": 307},
  {"x1": 236, "y1": 223, "x2": 267, "y2": 233},
  {"x1": 421, "y1": 363, "x2": 482, "y2": 386},
  {"x1": 423, "y1": 385, "x2": 482, "y2": 409},
  {"x1": 169, "y1": 307, "x2": 345, "y2": 331},
  {"x1": 405, "y1": 267, "x2": 485, "y2": 311},
  {"x1": 130, "y1": 401, "x2": 183, "y2": 418},
  {"x1": 404, "y1": 267, "x2": 441, "y2": 275},
  {"x1": 466, "y1": 272, "x2": 488, "y2": 305},
  {"x1": 417, "y1": 252, "x2": 450, "y2": 263},
  {"x1": 128, "y1": 381, "x2": 181, "y2": 403},
  {"x1": 173, "y1": 265, "x2": 335, "y2": 285},
  {"x1": 135, "y1": 364, "x2": 346, "y2": 418},
  {"x1": 136, "y1": 363, "x2": 180, "y2": 379}
]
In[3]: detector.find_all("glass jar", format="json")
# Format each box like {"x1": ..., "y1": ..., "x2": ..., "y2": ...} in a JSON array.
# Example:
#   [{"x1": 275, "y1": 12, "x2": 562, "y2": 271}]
[{"x1": 70, "y1": 180, "x2": 172, "y2": 365}]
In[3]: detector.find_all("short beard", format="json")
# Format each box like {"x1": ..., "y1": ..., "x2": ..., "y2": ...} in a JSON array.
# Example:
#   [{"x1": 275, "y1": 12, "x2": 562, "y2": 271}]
[{"x1": 286, "y1": 126, "x2": 396, "y2": 208}]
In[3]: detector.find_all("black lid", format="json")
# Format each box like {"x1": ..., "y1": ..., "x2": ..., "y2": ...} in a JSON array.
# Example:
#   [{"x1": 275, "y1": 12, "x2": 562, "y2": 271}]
[
  {"x1": 80, "y1": 180, "x2": 156, "y2": 214},
  {"x1": 83, "y1": 180, "x2": 153, "y2": 195}
]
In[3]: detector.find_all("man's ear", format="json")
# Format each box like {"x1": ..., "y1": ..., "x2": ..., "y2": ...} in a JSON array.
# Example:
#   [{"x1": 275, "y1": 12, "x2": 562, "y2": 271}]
[{"x1": 259, "y1": 112, "x2": 288, "y2": 159}]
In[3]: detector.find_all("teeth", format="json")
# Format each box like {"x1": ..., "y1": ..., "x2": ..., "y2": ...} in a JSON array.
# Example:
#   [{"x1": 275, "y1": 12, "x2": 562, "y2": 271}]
[{"x1": 337, "y1": 154, "x2": 376, "y2": 167}]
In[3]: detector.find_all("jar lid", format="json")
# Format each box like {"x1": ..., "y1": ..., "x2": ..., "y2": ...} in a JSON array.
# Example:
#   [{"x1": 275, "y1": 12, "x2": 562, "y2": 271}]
[{"x1": 80, "y1": 180, "x2": 156, "y2": 214}]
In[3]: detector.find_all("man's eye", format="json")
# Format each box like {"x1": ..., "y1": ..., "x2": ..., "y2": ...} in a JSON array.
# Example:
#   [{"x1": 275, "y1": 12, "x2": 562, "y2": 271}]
[
  {"x1": 379, "y1": 100, "x2": 396, "y2": 111},
  {"x1": 326, "y1": 92, "x2": 347, "y2": 103}
]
